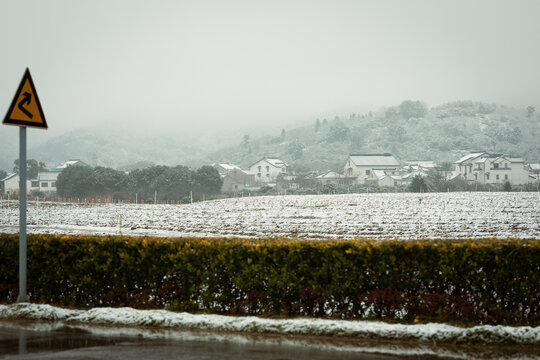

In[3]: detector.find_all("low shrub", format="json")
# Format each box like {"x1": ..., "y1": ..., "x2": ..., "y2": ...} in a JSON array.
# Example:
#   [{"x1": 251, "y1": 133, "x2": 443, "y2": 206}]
[{"x1": 0, "y1": 234, "x2": 538, "y2": 325}]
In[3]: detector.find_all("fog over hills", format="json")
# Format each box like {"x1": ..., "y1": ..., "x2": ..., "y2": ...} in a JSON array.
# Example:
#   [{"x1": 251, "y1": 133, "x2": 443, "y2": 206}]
[
  {"x1": 0, "y1": 101, "x2": 538, "y2": 173},
  {"x1": 205, "y1": 101, "x2": 540, "y2": 171},
  {"x1": 0, "y1": 101, "x2": 540, "y2": 171}
]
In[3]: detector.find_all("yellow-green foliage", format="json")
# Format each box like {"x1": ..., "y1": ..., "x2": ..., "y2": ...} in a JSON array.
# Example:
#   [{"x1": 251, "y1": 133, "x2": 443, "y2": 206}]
[{"x1": 0, "y1": 234, "x2": 538, "y2": 325}]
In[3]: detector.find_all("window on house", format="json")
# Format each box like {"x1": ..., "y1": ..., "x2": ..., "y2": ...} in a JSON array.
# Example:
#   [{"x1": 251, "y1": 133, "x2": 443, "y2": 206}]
[
  {"x1": 496, "y1": 175, "x2": 499, "y2": 180},
  {"x1": 257, "y1": 173, "x2": 261, "y2": 178},
  {"x1": 41, "y1": 182, "x2": 48, "y2": 187},
  {"x1": 51, "y1": 182, "x2": 56, "y2": 187},
  {"x1": 504, "y1": 163, "x2": 508, "y2": 168},
  {"x1": 266, "y1": 174, "x2": 270, "y2": 177},
  {"x1": 266, "y1": 166, "x2": 270, "y2": 172},
  {"x1": 31, "y1": 181, "x2": 39, "y2": 187},
  {"x1": 474, "y1": 173, "x2": 478, "y2": 180},
  {"x1": 486, "y1": 174, "x2": 490, "y2": 180},
  {"x1": 505, "y1": 174, "x2": 508, "y2": 180},
  {"x1": 365, "y1": 170, "x2": 370, "y2": 175},
  {"x1": 494, "y1": 163, "x2": 499, "y2": 169},
  {"x1": 258, "y1": 166, "x2": 261, "y2": 172}
]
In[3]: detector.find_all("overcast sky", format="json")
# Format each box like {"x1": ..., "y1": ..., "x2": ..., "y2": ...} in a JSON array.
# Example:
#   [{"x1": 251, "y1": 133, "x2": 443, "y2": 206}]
[{"x1": 1, "y1": 0, "x2": 539, "y2": 139}]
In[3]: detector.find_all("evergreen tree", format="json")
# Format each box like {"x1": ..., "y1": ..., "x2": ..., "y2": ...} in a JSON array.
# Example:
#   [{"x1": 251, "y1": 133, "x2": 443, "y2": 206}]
[
  {"x1": 315, "y1": 118, "x2": 321, "y2": 132},
  {"x1": 409, "y1": 175, "x2": 426, "y2": 192}
]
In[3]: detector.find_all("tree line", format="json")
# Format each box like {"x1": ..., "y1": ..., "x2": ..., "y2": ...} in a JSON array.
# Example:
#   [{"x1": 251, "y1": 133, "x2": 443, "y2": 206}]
[{"x1": 56, "y1": 165, "x2": 222, "y2": 202}]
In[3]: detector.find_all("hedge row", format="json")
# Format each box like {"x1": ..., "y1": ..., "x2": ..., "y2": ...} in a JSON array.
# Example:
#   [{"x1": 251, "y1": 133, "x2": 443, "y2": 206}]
[{"x1": 0, "y1": 234, "x2": 538, "y2": 325}]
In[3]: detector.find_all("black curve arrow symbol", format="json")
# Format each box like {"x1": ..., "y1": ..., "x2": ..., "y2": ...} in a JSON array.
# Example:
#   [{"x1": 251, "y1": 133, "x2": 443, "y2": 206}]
[{"x1": 17, "y1": 92, "x2": 33, "y2": 119}]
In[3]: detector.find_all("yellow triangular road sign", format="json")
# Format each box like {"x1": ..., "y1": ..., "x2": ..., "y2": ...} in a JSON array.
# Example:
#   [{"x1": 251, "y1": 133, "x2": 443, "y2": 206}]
[{"x1": 3, "y1": 68, "x2": 48, "y2": 129}]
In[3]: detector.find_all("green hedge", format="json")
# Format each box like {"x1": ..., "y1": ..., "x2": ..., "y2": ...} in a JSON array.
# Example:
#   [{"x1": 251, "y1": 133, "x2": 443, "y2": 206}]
[{"x1": 0, "y1": 234, "x2": 538, "y2": 325}]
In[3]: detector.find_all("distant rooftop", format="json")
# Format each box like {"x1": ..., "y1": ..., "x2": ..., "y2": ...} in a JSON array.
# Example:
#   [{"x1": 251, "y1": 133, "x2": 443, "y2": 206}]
[
  {"x1": 51, "y1": 159, "x2": 92, "y2": 172},
  {"x1": 316, "y1": 171, "x2": 345, "y2": 179},
  {"x1": 348, "y1": 154, "x2": 400, "y2": 167},
  {"x1": 1, "y1": 173, "x2": 17, "y2": 182},
  {"x1": 250, "y1": 157, "x2": 287, "y2": 168},
  {"x1": 455, "y1": 152, "x2": 486, "y2": 164}
]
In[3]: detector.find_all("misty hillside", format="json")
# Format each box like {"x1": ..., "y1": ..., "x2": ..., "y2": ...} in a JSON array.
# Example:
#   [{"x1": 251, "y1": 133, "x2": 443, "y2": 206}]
[
  {"x1": 1, "y1": 101, "x2": 538, "y2": 173},
  {"x1": 0, "y1": 128, "x2": 221, "y2": 172},
  {"x1": 205, "y1": 101, "x2": 540, "y2": 171}
]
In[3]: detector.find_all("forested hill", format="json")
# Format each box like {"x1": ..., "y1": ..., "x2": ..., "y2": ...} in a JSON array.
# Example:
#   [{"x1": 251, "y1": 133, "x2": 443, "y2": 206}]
[
  {"x1": 1, "y1": 101, "x2": 537, "y2": 173},
  {"x1": 205, "y1": 101, "x2": 540, "y2": 171}
]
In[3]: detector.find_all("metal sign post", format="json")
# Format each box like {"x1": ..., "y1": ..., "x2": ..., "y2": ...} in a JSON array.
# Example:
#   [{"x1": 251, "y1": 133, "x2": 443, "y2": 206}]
[
  {"x1": 18, "y1": 126, "x2": 29, "y2": 302},
  {"x1": 3, "y1": 68, "x2": 48, "y2": 303}
]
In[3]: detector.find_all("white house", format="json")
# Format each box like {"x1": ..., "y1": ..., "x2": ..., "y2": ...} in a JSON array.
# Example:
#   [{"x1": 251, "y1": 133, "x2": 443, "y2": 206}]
[
  {"x1": 344, "y1": 154, "x2": 401, "y2": 186},
  {"x1": 249, "y1": 157, "x2": 288, "y2": 183},
  {"x1": 1, "y1": 171, "x2": 59, "y2": 195},
  {"x1": 454, "y1": 152, "x2": 529, "y2": 186},
  {"x1": 221, "y1": 168, "x2": 256, "y2": 193},
  {"x1": 36, "y1": 172, "x2": 59, "y2": 193},
  {"x1": 1, "y1": 173, "x2": 24, "y2": 195}
]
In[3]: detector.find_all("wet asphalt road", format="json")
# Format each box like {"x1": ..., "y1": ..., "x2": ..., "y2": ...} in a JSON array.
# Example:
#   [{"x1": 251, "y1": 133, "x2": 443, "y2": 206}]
[{"x1": 0, "y1": 321, "x2": 453, "y2": 360}]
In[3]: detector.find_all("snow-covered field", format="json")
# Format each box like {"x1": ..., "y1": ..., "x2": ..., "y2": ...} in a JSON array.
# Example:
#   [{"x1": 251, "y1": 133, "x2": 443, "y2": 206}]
[
  {"x1": 1, "y1": 192, "x2": 539, "y2": 239},
  {"x1": 0, "y1": 303, "x2": 538, "y2": 360}
]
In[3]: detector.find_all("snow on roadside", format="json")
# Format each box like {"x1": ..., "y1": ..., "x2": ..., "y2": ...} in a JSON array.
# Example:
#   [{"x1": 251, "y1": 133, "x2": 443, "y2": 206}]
[
  {"x1": 1, "y1": 321, "x2": 537, "y2": 360},
  {"x1": 0, "y1": 303, "x2": 538, "y2": 346}
]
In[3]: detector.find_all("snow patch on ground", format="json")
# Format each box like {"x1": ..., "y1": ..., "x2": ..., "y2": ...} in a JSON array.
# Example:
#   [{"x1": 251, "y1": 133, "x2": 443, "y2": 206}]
[{"x1": 1, "y1": 303, "x2": 538, "y2": 346}]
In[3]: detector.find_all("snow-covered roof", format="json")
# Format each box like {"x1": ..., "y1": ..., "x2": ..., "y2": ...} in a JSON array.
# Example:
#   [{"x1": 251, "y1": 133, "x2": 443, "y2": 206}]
[
  {"x1": 317, "y1": 171, "x2": 345, "y2": 179},
  {"x1": 401, "y1": 171, "x2": 427, "y2": 179},
  {"x1": 52, "y1": 160, "x2": 91, "y2": 171},
  {"x1": 405, "y1": 161, "x2": 436, "y2": 169},
  {"x1": 1, "y1": 173, "x2": 17, "y2": 182},
  {"x1": 250, "y1": 157, "x2": 287, "y2": 169},
  {"x1": 265, "y1": 158, "x2": 287, "y2": 168},
  {"x1": 510, "y1": 158, "x2": 524, "y2": 163},
  {"x1": 217, "y1": 163, "x2": 241, "y2": 171},
  {"x1": 455, "y1": 152, "x2": 486, "y2": 164},
  {"x1": 349, "y1": 154, "x2": 400, "y2": 167},
  {"x1": 528, "y1": 163, "x2": 540, "y2": 171},
  {"x1": 372, "y1": 170, "x2": 387, "y2": 180}
]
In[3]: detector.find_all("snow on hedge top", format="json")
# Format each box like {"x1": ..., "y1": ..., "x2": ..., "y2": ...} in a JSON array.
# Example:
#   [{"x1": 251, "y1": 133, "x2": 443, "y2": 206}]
[
  {"x1": 0, "y1": 303, "x2": 538, "y2": 347},
  {"x1": 1, "y1": 192, "x2": 539, "y2": 239}
]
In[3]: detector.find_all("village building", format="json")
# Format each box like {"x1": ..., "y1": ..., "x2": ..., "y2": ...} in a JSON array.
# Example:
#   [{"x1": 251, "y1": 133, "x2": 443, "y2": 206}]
[
  {"x1": 454, "y1": 152, "x2": 530, "y2": 186},
  {"x1": 213, "y1": 163, "x2": 242, "y2": 177},
  {"x1": 221, "y1": 168, "x2": 256, "y2": 193},
  {"x1": 1, "y1": 173, "x2": 22, "y2": 195},
  {"x1": 315, "y1": 171, "x2": 355, "y2": 186},
  {"x1": 1, "y1": 171, "x2": 58, "y2": 195},
  {"x1": 248, "y1": 157, "x2": 288, "y2": 183},
  {"x1": 1, "y1": 159, "x2": 91, "y2": 195},
  {"x1": 344, "y1": 154, "x2": 401, "y2": 186}
]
